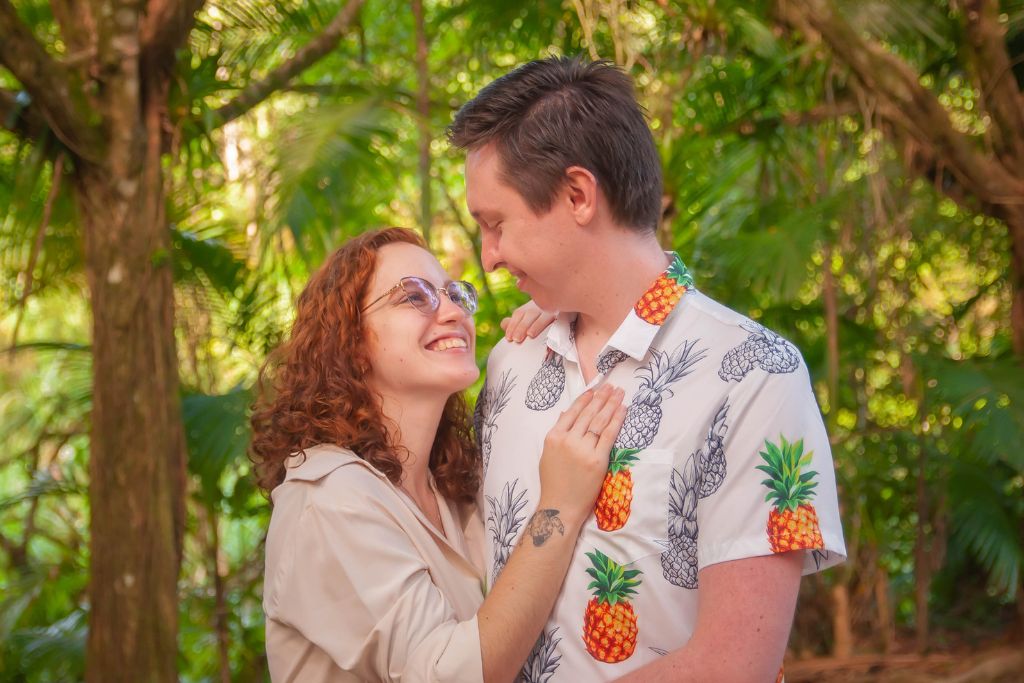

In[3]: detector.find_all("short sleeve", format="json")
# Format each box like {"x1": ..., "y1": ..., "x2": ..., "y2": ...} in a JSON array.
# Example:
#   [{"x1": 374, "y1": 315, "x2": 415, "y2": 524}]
[
  {"x1": 694, "y1": 362, "x2": 846, "y2": 575},
  {"x1": 265, "y1": 496, "x2": 484, "y2": 683}
]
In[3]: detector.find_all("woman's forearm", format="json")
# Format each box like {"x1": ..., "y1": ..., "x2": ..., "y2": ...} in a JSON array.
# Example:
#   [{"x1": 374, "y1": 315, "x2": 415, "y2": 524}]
[{"x1": 476, "y1": 503, "x2": 585, "y2": 683}]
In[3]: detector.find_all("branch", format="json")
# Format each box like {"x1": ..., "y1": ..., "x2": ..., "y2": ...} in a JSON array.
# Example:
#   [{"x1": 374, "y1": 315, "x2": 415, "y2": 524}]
[
  {"x1": 961, "y1": 0, "x2": 1024, "y2": 168},
  {"x1": 141, "y1": 0, "x2": 207, "y2": 73},
  {"x1": 0, "y1": 86, "x2": 46, "y2": 140},
  {"x1": 12, "y1": 154, "x2": 65, "y2": 349},
  {"x1": 50, "y1": 0, "x2": 96, "y2": 61},
  {"x1": 724, "y1": 100, "x2": 861, "y2": 137},
  {"x1": 0, "y1": 0, "x2": 100, "y2": 158},
  {"x1": 213, "y1": 0, "x2": 365, "y2": 125},
  {"x1": 779, "y1": 0, "x2": 1024, "y2": 210}
]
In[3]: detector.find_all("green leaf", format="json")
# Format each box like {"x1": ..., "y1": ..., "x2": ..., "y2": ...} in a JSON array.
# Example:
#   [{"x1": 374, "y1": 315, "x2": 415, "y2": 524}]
[{"x1": 182, "y1": 386, "x2": 253, "y2": 503}]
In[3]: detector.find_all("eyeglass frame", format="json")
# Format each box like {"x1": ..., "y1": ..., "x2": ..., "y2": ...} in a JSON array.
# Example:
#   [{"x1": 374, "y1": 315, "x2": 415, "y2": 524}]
[{"x1": 361, "y1": 276, "x2": 479, "y2": 316}]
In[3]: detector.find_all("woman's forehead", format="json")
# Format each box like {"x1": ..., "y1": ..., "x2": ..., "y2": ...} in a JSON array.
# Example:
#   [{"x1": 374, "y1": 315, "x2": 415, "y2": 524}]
[{"x1": 372, "y1": 242, "x2": 446, "y2": 285}]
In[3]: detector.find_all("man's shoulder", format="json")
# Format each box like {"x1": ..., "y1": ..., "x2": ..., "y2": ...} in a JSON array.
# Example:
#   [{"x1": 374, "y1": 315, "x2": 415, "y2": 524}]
[
  {"x1": 485, "y1": 333, "x2": 548, "y2": 373},
  {"x1": 675, "y1": 290, "x2": 799, "y2": 348}
]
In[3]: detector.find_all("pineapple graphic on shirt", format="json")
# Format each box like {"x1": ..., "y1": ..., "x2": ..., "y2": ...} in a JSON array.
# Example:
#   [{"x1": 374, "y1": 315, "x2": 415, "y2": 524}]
[
  {"x1": 757, "y1": 435, "x2": 824, "y2": 553},
  {"x1": 485, "y1": 480, "x2": 528, "y2": 583},
  {"x1": 719, "y1": 321, "x2": 800, "y2": 382},
  {"x1": 525, "y1": 349, "x2": 565, "y2": 411},
  {"x1": 634, "y1": 255, "x2": 694, "y2": 326},
  {"x1": 660, "y1": 458, "x2": 700, "y2": 589},
  {"x1": 520, "y1": 627, "x2": 562, "y2": 683},
  {"x1": 660, "y1": 402, "x2": 730, "y2": 588},
  {"x1": 475, "y1": 370, "x2": 516, "y2": 471},
  {"x1": 596, "y1": 349, "x2": 629, "y2": 375},
  {"x1": 582, "y1": 550, "x2": 642, "y2": 663},
  {"x1": 594, "y1": 447, "x2": 641, "y2": 531},
  {"x1": 617, "y1": 340, "x2": 707, "y2": 449},
  {"x1": 695, "y1": 401, "x2": 729, "y2": 498}
]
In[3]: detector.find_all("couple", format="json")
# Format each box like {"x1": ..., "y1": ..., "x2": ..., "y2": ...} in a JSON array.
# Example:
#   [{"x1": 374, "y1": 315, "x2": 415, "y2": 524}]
[{"x1": 253, "y1": 57, "x2": 846, "y2": 682}]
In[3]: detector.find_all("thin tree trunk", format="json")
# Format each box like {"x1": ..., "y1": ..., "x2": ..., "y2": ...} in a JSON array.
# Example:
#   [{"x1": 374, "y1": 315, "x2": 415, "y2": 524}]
[
  {"x1": 822, "y1": 240, "x2": 840, "y2": 410},
  {"x1": 831, "y1": 584, "x2": 853, "y2": 658},
  {"x1": 210, "y1": 506, "x2": 231, "y2": 683},
  {"x1": 874, "y1": 564, "x2": 895, "y2": 653},
  {"x1": 913, "y1": 442, "x2": 930, "y2": 654},
  {"x1": 1017, "y1": 576, "x2": 1024, "y2": 642},
  {"x1": 79, "y1": 83, "x2": 185, "y2": 682},
  {"x1": 1005, "y1": 209, "x2": 1024, "y2": 356},
  {"x1": 412, "y1": 0, "x2": 432, "y2": 245}
]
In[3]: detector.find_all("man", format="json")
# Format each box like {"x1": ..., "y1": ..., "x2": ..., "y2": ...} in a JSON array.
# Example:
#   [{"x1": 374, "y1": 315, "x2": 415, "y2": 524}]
[{"x1": 451, "y1": 56, "x2": 846, "y2": 681}]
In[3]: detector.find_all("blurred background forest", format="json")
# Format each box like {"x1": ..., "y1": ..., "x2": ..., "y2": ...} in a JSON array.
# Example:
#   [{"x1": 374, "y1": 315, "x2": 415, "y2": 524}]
[{"x1": 1, "y1": 0, "x2": 1023, "y2": 681}]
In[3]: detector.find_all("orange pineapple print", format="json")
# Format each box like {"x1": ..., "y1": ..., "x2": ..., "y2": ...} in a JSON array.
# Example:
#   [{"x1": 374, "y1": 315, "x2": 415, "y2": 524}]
[
  {"x1": 582, "y1": 550, "x2": 642, "y2": 663},
  {"x1": 756, "y1": 436, "x2": 824, "y2": 552},
  {"x1": 594, "y1": 448, "x2": 640, "y2": 531},
  {"x1": 634, "y1": 255, "x2": 693, "y2": 326}
]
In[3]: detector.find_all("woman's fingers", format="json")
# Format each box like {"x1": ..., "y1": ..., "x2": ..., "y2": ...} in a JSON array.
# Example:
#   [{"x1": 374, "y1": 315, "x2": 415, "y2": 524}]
[
  {"x1": 596, "y1": 404, "x2": 628, "y2": 454},
  {"x1": 580, "y1": 387, "x2": 625, "y2": 439},
  {"x1": 525, "y1": 311, "x2": 556, "y2": 339},
  {"x1": 500, "y1": 300, "x2": 557, "y2": 342},
  {"x1": 567, "y1": 384, "x2": 614, "y2": 437},
  {"x1": 552, "y1": 389, "x2": 595, "y2": 432},
  {"x1": 568, "y1": 384, "x2": 624, "y2": 440},
  {"x1": 500, "y1": 310, "x2": 522, "y2": 340}
]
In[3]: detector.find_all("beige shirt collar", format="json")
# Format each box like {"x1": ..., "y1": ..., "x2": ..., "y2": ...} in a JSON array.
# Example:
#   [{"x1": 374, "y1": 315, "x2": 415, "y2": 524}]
[{"x1": 280, "y1": 444, "x2": 483, "y2": 576}]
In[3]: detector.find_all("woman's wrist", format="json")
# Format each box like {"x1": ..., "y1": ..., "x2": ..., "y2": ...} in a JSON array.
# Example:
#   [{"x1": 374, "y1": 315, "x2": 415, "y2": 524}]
[{"x1": 532, "y1": 496, "x2": 590, "y2": 535}]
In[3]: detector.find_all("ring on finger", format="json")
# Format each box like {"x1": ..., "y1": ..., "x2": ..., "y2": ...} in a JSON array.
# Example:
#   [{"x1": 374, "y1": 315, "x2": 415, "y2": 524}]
[{"x1": 586, "y1": 428, "x2": 601, "y2": 437}]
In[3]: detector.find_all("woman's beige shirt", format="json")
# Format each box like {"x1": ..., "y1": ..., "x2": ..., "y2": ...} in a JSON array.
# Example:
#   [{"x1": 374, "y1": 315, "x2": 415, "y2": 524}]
[{"x1": 263, "y1": 444, "x2": 486, "y2": 682}]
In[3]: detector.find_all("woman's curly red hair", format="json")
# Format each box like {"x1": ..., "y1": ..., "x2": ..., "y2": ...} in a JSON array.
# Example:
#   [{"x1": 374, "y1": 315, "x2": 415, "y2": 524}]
[{"x1": 250, "y1": 227, "x2": 480, "y2": 503}]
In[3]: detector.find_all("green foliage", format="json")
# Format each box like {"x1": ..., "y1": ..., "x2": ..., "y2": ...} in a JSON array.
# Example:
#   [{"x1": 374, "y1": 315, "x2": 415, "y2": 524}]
[{"x1": 183, "y1": 387, "x2": 254, "y2": 503}]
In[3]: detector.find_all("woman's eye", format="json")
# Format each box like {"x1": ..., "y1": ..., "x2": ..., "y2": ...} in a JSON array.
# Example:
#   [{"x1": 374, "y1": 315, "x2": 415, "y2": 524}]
[{"x1": 405, "y1": 292, "x2": 430, "y2": 306}]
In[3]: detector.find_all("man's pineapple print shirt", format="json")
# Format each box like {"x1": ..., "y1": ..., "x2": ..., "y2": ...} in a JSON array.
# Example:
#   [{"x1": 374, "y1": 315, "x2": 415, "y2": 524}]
[{"x1": 478, "y1": 253, "x2": 846, "y2": 681}]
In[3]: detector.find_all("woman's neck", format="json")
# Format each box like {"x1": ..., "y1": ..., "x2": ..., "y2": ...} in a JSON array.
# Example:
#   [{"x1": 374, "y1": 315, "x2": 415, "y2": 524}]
[{"x1": 376, "y1": 391, "x2": 446, "y2": 496}]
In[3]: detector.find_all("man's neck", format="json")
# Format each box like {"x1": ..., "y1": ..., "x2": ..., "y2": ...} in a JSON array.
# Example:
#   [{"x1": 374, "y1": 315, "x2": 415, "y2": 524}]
[
  {"x1": 567, "y1": 230, "x2": 668, "y2": 382},
  {"x1": 573, "y1": 232, "x2": 669, "y2": 341}
]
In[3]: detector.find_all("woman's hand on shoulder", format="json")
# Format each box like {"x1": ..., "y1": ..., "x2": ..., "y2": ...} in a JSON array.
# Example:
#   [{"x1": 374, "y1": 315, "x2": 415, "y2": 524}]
[
  {"x1": 500, "y1": 300, "x2": 556, "y2": 343},
  {"x1": 537, "y1": 384, "x2": 627, "y2": 528}
]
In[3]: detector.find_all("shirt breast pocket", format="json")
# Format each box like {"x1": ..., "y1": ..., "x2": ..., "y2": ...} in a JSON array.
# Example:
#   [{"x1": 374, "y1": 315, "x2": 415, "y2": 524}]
[{"x1": 581, "y1": 447, "x2": 674, "y2": 565}]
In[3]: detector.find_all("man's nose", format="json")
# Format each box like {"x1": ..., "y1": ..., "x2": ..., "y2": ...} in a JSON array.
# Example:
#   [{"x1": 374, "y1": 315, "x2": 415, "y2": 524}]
[{"x1": 480, "y1": 231, "x2": 501, "y2": 272}]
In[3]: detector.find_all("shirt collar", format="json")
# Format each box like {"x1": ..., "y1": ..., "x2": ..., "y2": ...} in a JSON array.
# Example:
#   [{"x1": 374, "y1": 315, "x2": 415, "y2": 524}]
[{"x1": 544, "y1": 251, "x2": 695, "y2": 364}]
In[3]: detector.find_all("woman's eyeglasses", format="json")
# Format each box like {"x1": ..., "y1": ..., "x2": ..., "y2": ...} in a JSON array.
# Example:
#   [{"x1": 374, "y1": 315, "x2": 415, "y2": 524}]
[{"x1": 362, "y1": 276, "x2": 478, "y2": 316}]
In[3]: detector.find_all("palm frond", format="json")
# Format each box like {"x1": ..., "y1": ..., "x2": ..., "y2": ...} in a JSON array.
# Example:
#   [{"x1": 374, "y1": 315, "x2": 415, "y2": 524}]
[
  {"x1": 947, "y1": 459, "x2": 1023, "y2": 598},
  {"x1": 183, "y1": 386, "x2": 254, "y2": 502},
  {"x1": 7, "y1": 610, "x2": 87, "y2": 681}
]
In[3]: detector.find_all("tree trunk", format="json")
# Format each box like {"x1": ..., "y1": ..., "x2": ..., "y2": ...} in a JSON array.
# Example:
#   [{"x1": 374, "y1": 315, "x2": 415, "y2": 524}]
[
  {"x1": 412, "y1": 0, "x2": 432, "y2": 245},
  {"x1": 913, "y1": 442, "x2": 930, "y2": 654},
  {"x1": 210, "y1": 505, "x2": 232, "y2": 683},
  {"x1": 1017, "y1": 576, "x2": 1024, "y2": 642},
  {"x1": 77, "y1": 82, "x2": 185, "y2": 682},
  {"x1": 1005, "y1": 209, "x2": 1024, "y2": 356},
  {"x1": 831, "y1": 584, "x2": 854, "y2": 658},
  {"x1": 822, "y1": 240, "x2": 840, "y2": 412},
  {"x1": 874, "y1": 564, "x2": 895, "y2": 653}
]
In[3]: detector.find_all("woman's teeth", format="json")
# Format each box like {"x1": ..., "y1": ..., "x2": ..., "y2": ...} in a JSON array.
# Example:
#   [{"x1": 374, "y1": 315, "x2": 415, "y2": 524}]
[{"x1": 429, "y1": 338, "x2": 467, "y2": 351}]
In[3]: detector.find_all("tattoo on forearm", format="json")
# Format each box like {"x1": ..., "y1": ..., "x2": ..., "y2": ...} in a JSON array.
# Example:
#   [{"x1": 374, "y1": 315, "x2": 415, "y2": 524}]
[{"x1": 522, "y1": 509, "x2": 566, "y2": 547}]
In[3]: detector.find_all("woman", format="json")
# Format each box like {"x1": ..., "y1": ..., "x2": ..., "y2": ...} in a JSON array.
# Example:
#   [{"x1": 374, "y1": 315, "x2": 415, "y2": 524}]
[{"x1": 252, "y1": 227, "x2": 626, "y2": 682}]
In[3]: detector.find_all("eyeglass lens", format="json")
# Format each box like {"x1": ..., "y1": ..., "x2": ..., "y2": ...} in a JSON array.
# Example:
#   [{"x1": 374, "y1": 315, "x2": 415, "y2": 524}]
[{"x1": 400, "y1": 278, "x2": 477, "y2": 315}]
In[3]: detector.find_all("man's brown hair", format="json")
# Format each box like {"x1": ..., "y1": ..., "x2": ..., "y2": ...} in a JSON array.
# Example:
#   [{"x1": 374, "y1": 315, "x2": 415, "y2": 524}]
[{"x1": 448, "y1": 55, "x2": 662, "y2": 233}]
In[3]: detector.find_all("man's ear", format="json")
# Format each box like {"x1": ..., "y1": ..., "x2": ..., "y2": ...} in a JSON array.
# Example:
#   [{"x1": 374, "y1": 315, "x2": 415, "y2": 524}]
[{"x1": 562, "y1": 166, "x2": 598, "y2": 226}]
